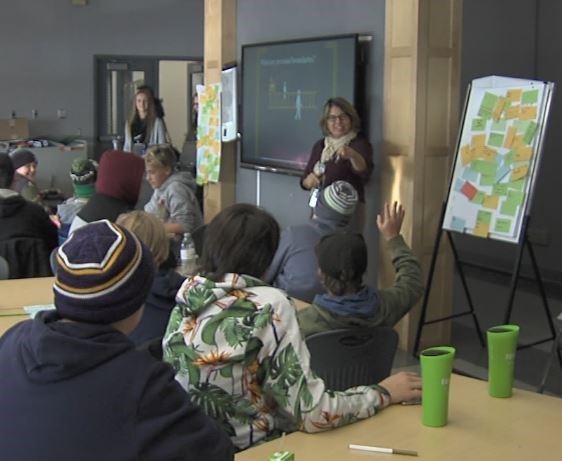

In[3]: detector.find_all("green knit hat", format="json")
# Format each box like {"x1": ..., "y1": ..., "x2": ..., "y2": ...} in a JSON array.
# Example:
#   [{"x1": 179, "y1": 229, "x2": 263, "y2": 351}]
[{"x1": 70, "y1": 158, "x2": 98, "y2": 198}]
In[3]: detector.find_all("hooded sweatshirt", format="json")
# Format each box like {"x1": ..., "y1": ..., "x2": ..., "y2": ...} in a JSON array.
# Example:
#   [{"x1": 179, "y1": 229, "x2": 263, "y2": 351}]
[
  {"x1": 0, "y1": 310, "x2": 234, "y2": 461},
  {"x1": 144, "y1": 170, "x2": 202, "y2": 235},
  {"x1": 163, "y1": 273, "x2": 390, "y2": 451},
  {"x1": 297, "y1": 235, "x2": 424, "y2": 337}
]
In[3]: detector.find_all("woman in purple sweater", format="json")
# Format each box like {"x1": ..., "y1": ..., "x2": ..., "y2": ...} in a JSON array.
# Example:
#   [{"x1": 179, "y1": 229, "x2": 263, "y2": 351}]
[{"x1": 301, "y1": 97, "x2": 374, "y2": 227}]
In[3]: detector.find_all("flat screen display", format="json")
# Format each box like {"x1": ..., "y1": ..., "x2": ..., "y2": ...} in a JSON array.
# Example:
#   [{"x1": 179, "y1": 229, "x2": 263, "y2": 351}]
[{"x1": 241, "y1": 34, "x2": 358, "y2": 175}]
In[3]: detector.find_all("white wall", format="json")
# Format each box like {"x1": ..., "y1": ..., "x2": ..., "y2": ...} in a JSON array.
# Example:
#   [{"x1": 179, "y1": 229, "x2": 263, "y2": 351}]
[
  {"x1": 0, "y1": 0, "x2": 203, "y2": 144},
  {"x1": 159, "y1": 61, "x2": 189, "y2": 150}
]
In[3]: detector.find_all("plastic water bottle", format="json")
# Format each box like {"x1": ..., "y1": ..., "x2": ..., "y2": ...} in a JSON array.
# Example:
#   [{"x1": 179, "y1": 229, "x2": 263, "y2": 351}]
[{"x1": 180, "y1": 232, "x2": 197, "y2": 276}]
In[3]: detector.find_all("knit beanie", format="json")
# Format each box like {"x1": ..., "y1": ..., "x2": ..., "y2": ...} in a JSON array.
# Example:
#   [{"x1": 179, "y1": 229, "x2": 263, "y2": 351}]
[
  {"x1": 314, "y1": 180, "x2": 358, "y2": 223},
  {"x1": 9, "y1": 149, "x2": 37, "y2": 170},
  {"x1": 70, "y1": 158, "x2": 98, "y2": 198},
  {"x1": 315, "y1": 231, "x2": 367, "y2": 282},
  {"x1": 96, "y1": 150, "x2": 145, "y2": 207},
  {"x1": 53, "y1": 220, "x2": 155, "y2": 324}
]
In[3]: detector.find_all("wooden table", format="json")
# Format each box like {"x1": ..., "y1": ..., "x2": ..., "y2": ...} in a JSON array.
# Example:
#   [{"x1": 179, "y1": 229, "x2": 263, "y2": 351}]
[
  {"x1": 0, "y1": 277, "x2": 54, "y2": 335},
  {"x1": 236, "y1": 374, "x2": 562, "y2": 461}
]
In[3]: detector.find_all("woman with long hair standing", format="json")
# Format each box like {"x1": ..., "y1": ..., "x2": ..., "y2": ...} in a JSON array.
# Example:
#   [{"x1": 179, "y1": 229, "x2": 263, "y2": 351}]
[{"x1": 123, "y1": 86, "x2": 169, "y2": 155}]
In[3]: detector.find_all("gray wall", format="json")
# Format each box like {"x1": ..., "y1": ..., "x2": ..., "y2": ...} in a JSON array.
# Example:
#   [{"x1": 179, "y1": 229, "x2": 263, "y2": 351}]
[
  {"x1": 236, "y1": 0, "x2": 386, "y2": 283},
  {"x1": 0, "y1": 0, "x2": 203, "y2": 142},
  {"x1": 460, "y1": 0, "x2": 561, "y2": 282}
]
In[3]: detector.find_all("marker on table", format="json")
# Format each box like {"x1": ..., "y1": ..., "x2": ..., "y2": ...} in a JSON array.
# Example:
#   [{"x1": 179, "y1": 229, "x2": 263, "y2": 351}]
[{"x1": 349, "y1": 444, "x2": 418, "y2": 457}]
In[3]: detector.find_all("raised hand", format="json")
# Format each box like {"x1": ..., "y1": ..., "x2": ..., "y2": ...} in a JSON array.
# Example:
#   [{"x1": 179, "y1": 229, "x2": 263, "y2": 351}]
[{"x1": 376, "y1": 201, "x2": 405, "y2": 241}]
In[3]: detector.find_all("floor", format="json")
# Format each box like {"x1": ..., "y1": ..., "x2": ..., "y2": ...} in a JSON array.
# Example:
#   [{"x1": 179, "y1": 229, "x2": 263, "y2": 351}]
[{"x1": 393, "y1": 264, "x2": 562, "y2": 397}]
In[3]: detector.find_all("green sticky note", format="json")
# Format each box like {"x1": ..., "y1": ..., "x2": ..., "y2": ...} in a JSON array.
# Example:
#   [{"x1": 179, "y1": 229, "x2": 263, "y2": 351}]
[
  {"x1": 522, "y1": 89, "x2": 539, "y2": 104},
  {"x1": 513, "y1": 119, "x2": 529, "y2": 133},
  {"x1": 476, "y1": 209, "x2": 492, "y2": 225},
  {"x1": 494, "y1": 217, "x2": 512, "y2": 233},
  {"x1": 472, "y1": 118, "x2": 487, "y2": 131},
  {"x1": 500, "y1": 200, "x2": 518, "y2": 216},
  {"x1": 507, "y1": 179, "x2": 525, "y2": 191},
  {"x1": 480, "y1": 174, "x2": 495, "y2": 187},
  {"x1": 493, "y1": 183, "x2": 508, "y2": 196},
  {"x1": 523, "y1": 121, "x2": 538, "y2": 144},
  {"x1": 507, "y1": 189, "x2": 525, "y2": 206},
  {"x1": 480, "y1": 160, "x2": 498, "y2": 176},
  {"x1": 472, "y1": 191, "x2": 485, "y2": 204},
  {"x1": 479, "y1": 92, "x2": 498, "y2": 119},
  {"x1": 488, "y1": 132, "x2": 504, "y2": 147},
  {"x1": 491, "y1": 120, "x2": 507, "y2": 132},
  {"x1": 504, "y1": 150, "x2": 515, "y2": 166}
]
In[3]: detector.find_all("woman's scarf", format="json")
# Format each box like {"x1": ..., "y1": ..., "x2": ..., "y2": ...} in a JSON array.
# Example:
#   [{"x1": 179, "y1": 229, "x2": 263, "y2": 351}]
[{"x1": 320, "y1": 130, "x2": 357, "y2": 164}]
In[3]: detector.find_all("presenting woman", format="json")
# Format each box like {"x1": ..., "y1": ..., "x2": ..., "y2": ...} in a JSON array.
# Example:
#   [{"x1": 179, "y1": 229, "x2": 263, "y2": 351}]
[
  {"x1": 301, "y1": 97, "x2": 373, "y2": 224},
  {"x1": 123, "y1": 86, "x2": 169, "y2": 154}
]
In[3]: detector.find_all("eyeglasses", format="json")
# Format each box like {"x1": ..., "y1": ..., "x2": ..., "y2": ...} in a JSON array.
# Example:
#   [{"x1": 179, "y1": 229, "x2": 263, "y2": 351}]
[{"x1": 327, "y1": 114, "x2": 350, "y2": 123}]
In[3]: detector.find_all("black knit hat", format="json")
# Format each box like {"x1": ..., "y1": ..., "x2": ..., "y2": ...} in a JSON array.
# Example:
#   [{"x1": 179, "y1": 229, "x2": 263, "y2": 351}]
[
  {"x1": 53, "y1": 220, "x2": 155, "y2": 324},
  {"x1": 315, "y1": 231, "x2": 367, "y2": 283},
  {"x1": 9, "y1": 149, "x2": 37, "y2": 170}
]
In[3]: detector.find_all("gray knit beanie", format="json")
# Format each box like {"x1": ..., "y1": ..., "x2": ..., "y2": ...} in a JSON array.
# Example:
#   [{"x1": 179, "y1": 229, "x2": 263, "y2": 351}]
[{"x1": 314, "y1": 180, "x2": 358, "y2": 223}]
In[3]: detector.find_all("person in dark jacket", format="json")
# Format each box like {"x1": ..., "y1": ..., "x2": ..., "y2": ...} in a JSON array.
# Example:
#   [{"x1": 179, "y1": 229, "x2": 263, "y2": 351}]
[
  {"x1": 0, "y1": 153, "x2": 57, "y2": 278},
  {"x1": 264, "y1": 180, "x2": 358, "y2": 303},
  {"x1": 0, "y1": 220, "x2": 234, "y2": 461},
  {"x1": 69, "y1": 149, "x2": 145, "y2": 233},
  {"x1": 116, "y1": 210, "x2": 186, "y2": 345}
]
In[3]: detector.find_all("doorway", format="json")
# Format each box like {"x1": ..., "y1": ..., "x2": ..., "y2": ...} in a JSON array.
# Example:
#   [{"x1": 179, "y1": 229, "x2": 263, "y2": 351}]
[{"x1": 94, "y1": 55, "x2": 202, "y2": 160}]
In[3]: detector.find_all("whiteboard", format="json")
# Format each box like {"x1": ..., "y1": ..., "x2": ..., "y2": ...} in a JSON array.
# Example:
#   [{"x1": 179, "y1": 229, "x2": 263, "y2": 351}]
[{"x1": 443, "y1": 76, "x2": 554, "y2": 244}]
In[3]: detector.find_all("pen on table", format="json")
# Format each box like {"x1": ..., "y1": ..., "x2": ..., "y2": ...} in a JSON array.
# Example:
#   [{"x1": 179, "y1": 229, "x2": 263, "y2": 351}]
[{"x1": 349, "y1": 444, "x2": 418, "y2": 457}]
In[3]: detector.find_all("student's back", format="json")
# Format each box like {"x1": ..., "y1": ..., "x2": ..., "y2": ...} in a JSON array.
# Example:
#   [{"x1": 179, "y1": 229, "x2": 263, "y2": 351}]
[{"x1": 0, "y1": 220, "x2": 233, "y2": 461}]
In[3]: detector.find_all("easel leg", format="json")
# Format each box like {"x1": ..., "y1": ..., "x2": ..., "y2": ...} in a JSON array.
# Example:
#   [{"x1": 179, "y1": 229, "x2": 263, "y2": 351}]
[{"x1": 447, "y1": 233, "x2": 485, "y2": 347}]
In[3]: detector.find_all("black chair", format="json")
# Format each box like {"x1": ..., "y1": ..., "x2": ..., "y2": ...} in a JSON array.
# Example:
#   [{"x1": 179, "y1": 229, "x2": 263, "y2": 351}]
[
  {"x1": 191, "y1": 223, "x2": 207, "y2": 257},
  {"x1": 305, "y1": 326, "x2": 399, "y2": 391},
  {"x1": 0, "y1": 237, "x2": 53, "y2": 279},
  {"x1": 538, "y1": 312, "x2": 562, "y2": 393}
]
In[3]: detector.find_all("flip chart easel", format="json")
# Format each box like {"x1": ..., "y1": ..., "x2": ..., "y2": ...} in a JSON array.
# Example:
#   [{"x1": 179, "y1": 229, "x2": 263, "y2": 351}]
[{"x1": 413, "y1": 76, "x2": 556, "y2": 356}]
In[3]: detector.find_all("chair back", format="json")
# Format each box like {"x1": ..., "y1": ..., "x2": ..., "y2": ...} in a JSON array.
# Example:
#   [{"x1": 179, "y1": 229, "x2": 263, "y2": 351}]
[
  {"x1": 0, "y1": 255, "x2": 9, "y2": 280},
  {"x1": 0, "y1": 237, "x2": 53, "y2": 279},
  {"x1": 306, "y1": 326, "x2": 398, "y2": 391}
]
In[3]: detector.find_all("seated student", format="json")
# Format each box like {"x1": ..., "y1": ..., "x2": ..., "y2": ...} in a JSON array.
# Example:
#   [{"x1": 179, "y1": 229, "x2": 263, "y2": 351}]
[
  {"x1": 0, "y1": 153, "x2": 57, "y2": 278},
  {"x1": 163, "y1": 203, "x2": 421, "y2": 451},
  {"x1": 0, "y1": 220, "x2": 234, "y2": 461},
  {"x1": 116, "y1": 210, "x2": 186, "y2": 345},
  {"x1": 143, "y1": 144, "x2": 202, "y2": 236},
  {"x1": 56, "y1": 158, "x2": 98, "y2": 242},
  {"x1": 297, "y1": 201, "x2": 423, "y2": 337},
  {"x1": 9, "y1": 148, "x2": 41, "y2": 203},
  {"x1": 69, "y1": 149, "x2": 145, "y2": 233},
  {"x1": 264, "y1": 180, "x2": 358, "y2": 303}
]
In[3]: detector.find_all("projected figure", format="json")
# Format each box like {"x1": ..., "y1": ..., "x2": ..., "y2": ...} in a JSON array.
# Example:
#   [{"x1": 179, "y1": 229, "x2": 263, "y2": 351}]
[
  {"x1": 294, "y1": 89, "x2": 302, "y2": 120},
  {"x1": 283, "y1": 81, "x2": 287, "y2": 100},
  {"x1": 300, "y1": 97, "x2": 374, "y2": 231}
]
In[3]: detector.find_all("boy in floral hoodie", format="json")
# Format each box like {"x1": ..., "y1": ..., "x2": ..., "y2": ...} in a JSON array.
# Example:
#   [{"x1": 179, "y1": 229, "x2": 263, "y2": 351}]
[{"x1": 163, "y1": 203, "x2": 421, "y2": 451}]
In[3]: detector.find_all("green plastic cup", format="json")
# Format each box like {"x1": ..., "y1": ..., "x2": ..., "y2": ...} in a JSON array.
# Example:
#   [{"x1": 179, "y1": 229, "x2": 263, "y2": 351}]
[
  {"x1": 487, "y1": 324, "x2": 519, "y2": 398},
  {"x1": 420, "y1": 346, "x2": 455, "y2": 427}
]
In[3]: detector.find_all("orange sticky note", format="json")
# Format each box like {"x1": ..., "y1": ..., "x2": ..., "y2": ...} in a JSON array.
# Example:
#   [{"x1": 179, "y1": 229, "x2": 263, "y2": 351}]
[
  {"x1": 507, "y1": 89, "x2": 522, "y2": 102},
  {"x1": 520, "y1": 106, "x2": 537, "y2": 120},
  {"x1": 481, "y1": 146, "x2": 497, "y2": 161},
  {"x1": 493, "y1": 97, "x2": 507, "y2": 121},
  {"x1": 482, "y1": 194, "x2": 500, "y2": 210},
  {"x1": 460, "y1": 145, "x2": 472, "y2": 166},
  {"x1": 511, "y1": 164, "x2": 529, "y2": 181},
  {"x1": 512, "y1": 135, "x2": 524, "y2": 148},
  {"x1": 515, "y1": 146, "x2": 533, "y2": 161},
  {"x1": 505, "y1": 106, "x2": 521, "y2": 119},
  {"x1": 504, "y1": 126, "x2": 517, "y2": 149},
  {"x1": 471, "y1": 134, "x2": 486, "y2": 148},
  {"x1": 473, "y1": 222, "x2": 490, "y2": 238}
]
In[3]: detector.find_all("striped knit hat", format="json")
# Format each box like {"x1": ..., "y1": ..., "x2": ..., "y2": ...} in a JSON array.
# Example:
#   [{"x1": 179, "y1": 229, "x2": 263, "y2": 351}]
[
  {"x1": 315, "y1": 180, "x2": 358, "y2": 223},
  {"x1": 53, "y1": 220, "x2": 155, "y2": 324}
]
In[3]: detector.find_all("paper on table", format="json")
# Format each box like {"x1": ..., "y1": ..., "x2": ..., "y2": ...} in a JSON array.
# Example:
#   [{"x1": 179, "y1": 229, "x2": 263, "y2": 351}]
[{"x1": 23, "y1": 304, "x2": 56, "y2": 319}]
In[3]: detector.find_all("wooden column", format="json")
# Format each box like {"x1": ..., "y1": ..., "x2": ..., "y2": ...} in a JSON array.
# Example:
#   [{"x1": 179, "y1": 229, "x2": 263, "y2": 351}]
[
  {"x1": 382, "y1": 0, "x2": 463, "y2": 350},
  {"x1": 203, "y1": 0, "x2": 237, "y2": 222}
]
